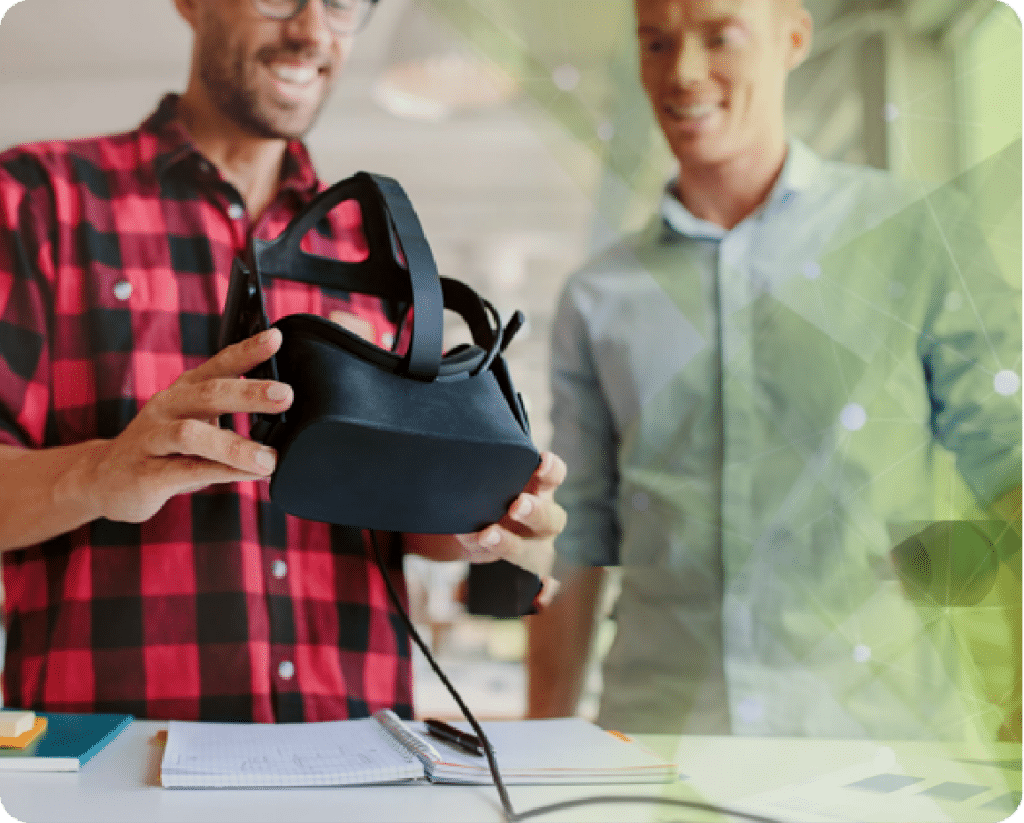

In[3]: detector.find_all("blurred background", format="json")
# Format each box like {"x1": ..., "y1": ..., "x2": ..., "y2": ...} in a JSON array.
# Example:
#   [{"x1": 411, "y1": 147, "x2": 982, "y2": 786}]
[{"x1": 0, "y1": 0, "x2": 1019, "y2": 720}]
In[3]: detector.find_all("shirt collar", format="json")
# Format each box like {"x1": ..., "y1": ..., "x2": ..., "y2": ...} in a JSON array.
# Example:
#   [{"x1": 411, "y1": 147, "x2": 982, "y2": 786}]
[
  {"x1": 659, "y1": 139, "x2": 823, "y2": 240},
  {"x1": 143, "y1": 93, "x2": 320, "y2": 197}
]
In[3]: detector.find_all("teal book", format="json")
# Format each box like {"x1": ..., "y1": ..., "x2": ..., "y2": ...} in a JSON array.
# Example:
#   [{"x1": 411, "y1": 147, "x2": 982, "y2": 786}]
[{"x1": 0, "y1": 713, "x2": 132, "y2": 771}]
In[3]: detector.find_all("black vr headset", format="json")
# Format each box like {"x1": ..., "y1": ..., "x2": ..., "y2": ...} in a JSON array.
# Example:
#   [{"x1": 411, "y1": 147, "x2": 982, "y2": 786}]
[{"x1": 218, "y1": 172, "x2": 543, "y2": 615}]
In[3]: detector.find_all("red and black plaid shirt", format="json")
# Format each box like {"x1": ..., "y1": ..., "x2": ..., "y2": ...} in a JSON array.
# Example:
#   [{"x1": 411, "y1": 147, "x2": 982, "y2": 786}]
[{"x1": 0, "y1": 95, "x2": 413, "y2": 723}]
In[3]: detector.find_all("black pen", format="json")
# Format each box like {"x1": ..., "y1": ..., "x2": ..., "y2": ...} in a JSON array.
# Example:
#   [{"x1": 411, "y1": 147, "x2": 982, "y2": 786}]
[{"x1": 423, "y1": 718, "x2": 484, "y2": 757}]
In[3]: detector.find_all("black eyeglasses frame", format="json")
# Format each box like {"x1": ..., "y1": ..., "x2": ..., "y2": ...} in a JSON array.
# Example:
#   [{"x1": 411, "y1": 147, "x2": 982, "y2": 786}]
[{"x1": 250, "y1": 0, "x2": 380, "y2": 35}]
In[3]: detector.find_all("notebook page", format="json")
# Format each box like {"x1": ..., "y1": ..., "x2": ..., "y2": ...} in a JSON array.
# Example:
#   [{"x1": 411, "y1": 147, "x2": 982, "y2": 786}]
[
  {"x1": 160, "y1": 717, "x2": 424, "y2": 788},
  {"x1": 404, "y1": 718, "x2": 678, "y2": 785}
]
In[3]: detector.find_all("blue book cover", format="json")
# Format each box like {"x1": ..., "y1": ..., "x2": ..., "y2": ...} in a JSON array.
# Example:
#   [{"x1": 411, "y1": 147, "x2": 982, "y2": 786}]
[{"x1": 0, "y1": 713, "x2": 132, "y2": 771}]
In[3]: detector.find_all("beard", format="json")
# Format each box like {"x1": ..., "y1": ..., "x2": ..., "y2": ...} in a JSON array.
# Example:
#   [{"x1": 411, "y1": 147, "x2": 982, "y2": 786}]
[{"x1": 194, "y1": 11, "x2": 333, "y2": 140}]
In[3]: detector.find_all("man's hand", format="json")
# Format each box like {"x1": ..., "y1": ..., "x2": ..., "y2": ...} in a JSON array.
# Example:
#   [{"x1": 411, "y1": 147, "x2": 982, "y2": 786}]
[
  {"x1": 88, "y1": 328, "x2": 293, "y2": 523},
  {"x1": 454, "y1": 452, "x2": 567, "y2": 579},
  {"x1": 405, "y1": 452, "x2": 568, "y2": 586}
]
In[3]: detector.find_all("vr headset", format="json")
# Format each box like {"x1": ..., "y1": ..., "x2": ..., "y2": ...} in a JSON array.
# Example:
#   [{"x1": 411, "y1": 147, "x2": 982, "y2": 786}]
[{"x1": 218, "y1": 172, "x2": 542, "y2": 615}]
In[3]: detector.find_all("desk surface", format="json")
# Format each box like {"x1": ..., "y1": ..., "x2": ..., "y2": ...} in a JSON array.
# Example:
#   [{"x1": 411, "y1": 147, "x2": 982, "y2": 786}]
[{"x1": 0, "y1": 720, "x2": 1019, "y2": 823}]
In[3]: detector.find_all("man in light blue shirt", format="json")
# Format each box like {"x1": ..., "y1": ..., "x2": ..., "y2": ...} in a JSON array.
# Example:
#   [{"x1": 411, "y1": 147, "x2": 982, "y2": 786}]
[{"x1": 527, "y1": 0, "x2": 1021, "y2": 743}]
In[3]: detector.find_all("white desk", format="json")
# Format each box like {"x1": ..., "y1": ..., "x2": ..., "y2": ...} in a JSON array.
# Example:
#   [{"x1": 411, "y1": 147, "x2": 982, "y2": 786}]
[{"x1": 0, "y1": 721, "x2": 1019, "y2": 823}]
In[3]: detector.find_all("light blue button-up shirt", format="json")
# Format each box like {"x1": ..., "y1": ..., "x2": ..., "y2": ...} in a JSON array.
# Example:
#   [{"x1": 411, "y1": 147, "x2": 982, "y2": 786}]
[{"x1": 551, "y1": 141, "x2": 1021, "y2": 741}]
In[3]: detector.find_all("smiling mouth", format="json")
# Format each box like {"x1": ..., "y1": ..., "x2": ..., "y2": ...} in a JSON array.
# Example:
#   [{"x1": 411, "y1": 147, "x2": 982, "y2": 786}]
[
  {"x1": 665, "y1": 102, "x2": 719, "y2": 120},
  {"x1": 269, "y1": 63, "x2": 323, "y2": 88},
  {"x1": 264, "y1": 60, "x2": 323, "y2": 90}
]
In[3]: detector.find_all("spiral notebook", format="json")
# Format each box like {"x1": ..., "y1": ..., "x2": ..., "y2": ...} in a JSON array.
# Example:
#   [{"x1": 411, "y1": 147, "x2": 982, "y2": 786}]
[{"x1": 160, "y1": 710, "x2": 678, "y2": 788}]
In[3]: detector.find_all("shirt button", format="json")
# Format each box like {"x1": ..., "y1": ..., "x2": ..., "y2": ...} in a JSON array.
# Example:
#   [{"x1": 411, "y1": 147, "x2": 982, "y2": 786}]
[
  {"x1": 271, "y1": 559, "x2": 288, "y2": 579},
  {"x1": 227, "y1": 202, "x2": 245, "y2": 220},
  {"x1": 113, "y1": 280, "x2": 132, "y2": 301},
  {"x1": 278, "y1": 661, "x2": 295, "y2": 680}
]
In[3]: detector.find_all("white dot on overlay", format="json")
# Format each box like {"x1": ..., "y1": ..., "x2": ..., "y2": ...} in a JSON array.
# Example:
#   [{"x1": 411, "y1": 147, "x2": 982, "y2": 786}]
[
  {"x1": 994, "y1": 370, "x2": 1021, "y2": 396},
  {"x1": 840, "y1": 403, "x2": 867, "y2": 431},
  {"x1": 736, "y1": 696, "x2": 764, "y2": 724},
  {"x1": 632, "y1": 492, "x2": 650, "y2": 512},
  {"x1": 853, "y1": 644, "x2": 871, "y2": 663},
  {"x1": 552, "y1": 64, "x2": 580, "y2": 92},
  {"x1": 801, "y1": 261, "x2": 821, "y2": 280}
]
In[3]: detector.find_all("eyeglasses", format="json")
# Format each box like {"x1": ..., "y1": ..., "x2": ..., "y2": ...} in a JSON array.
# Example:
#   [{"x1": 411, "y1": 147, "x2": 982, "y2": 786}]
[{"x1": 251, "y1": 0, "x2": 378, "y2": 35}]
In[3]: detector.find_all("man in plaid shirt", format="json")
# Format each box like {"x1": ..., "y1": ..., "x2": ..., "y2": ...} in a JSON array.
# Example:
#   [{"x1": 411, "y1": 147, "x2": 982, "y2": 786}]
[{"x1": 0, "y1": 0, "x2": 565, "y2": 723}]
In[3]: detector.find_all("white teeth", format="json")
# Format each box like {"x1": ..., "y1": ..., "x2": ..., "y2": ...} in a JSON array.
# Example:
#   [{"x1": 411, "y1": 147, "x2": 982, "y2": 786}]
[{"x1": 270, "y1": 64, "x2": 318, "y2": 85}]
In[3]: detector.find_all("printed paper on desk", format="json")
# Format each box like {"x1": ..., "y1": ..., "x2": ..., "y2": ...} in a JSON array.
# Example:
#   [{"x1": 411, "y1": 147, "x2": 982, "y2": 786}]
[{"x1": 730, "y1": 745, "x2": 1020, "y2": 823}]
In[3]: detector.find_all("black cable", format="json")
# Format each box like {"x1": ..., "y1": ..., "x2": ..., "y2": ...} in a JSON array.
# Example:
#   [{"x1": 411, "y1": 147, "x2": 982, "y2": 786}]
[
  {"x1": 511, "y1": 794, "x2": 786, "y2": 823},
  {"x1": 368, "y1": 531, "x2": 517, "y2": 820},
  {"x1": 370, "y1": 532, "x2": 789, "y2": 823}
]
